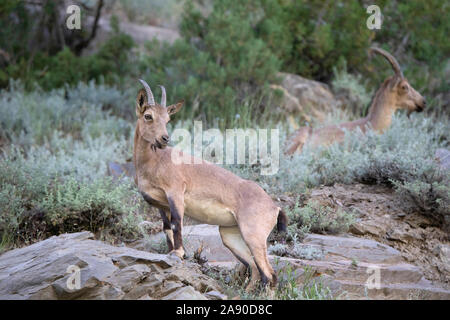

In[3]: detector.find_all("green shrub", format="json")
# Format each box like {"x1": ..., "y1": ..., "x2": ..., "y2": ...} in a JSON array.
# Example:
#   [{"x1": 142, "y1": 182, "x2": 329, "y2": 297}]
[
  {"x1": 41, "y1": 176, "x2": 142, "y2": 238},
  {"x1": 140, "y1": 0, "x2": 281, "y2": 127},
  {"x1": 392, "y1": 176, "x2": 450, "y2": 230},
  {"x1": 286, "y1": 199, "x2": 355, "y2": 237},
  {"x1": 256, "y1": 0, "x2": 374, "y2": 81},
  {"x1": 1, "y1": 15, "x2": 135, "y2": 91},
  {"x1": 275, "y1": 264, "x2": 335, "y2": 300},
  {"x1": 269, "y1": 242, "x2": 325, "y2": 260}
]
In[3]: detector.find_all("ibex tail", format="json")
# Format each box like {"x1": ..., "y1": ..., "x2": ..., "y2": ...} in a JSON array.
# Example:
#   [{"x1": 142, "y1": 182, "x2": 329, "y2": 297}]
[{"x1": 277, "y1": 209, "x2": 288, "y2": 233}]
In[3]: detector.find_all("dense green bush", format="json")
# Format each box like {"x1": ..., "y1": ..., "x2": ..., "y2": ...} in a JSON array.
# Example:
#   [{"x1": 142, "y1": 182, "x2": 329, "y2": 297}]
[
  {"x1": 140, "y1": 0, "x2": 281, "y2": 127},
  {"x1": 0, "y1": 13, "x2": 135, "y2": 90},
  {"x1": 255, "y1": 0, "x2": 449, "y2": 105},
  {"x1": 256, "y1": 0, "x2": 374, "y2": 81}
]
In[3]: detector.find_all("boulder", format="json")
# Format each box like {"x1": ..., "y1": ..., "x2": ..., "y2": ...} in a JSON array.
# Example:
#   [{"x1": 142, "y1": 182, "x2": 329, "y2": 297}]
[
  {"x1": 0, "y1": 232, "x2": 224, "y2": 300},
  {"x1": 273, "y1": 72, "x2": 341, "y2": 124}
]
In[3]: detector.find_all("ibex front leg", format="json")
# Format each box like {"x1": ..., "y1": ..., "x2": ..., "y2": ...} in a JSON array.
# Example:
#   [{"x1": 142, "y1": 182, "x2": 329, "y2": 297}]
[
  {"x1": 158, "y1": 209, "x2": 174, "y2": 252},
  {"x1": 167, "y1": 193, "x2": 185, "y2": 259}
]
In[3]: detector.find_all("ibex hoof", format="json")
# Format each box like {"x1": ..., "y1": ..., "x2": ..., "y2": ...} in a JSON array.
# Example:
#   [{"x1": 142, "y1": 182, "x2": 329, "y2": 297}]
[{"x1": 169, "y1": 248, "x2": 185, "y2": 259}]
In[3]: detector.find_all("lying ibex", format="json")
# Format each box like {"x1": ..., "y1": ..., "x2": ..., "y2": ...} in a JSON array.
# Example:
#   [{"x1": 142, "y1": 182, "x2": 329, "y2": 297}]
[
  {"x1": 133, "y1": 79, "x2": 287, "y2": 290},
  {"x1": 285, "y1": 47, "x2": 426, "y2": 155}
]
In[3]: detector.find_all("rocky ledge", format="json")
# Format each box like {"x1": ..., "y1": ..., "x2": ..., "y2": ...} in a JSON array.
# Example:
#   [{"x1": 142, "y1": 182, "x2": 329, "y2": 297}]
[
  {"x1": 148, "y1": 224, "x2": 450, "y2": 300},
  {"x1": 0, "y1": 232, "x2": 225, "y2": 300}
]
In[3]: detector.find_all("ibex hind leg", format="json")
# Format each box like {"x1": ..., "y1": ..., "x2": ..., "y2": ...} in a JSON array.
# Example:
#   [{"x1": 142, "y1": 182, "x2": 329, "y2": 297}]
[
  {"x1": 237, "y1": 208, "x2": 278, "y2": 288},
  {"x1": 219, "y1": 226, "x2": 260, "y2": 292}
]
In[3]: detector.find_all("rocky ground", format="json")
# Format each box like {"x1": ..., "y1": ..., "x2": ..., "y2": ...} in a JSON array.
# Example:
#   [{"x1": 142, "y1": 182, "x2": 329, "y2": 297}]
[
  {"x1": 140, "y1": 222, "x2": 450, "y2": 300},
  {"x1": 1, "y1": 170, "x2": 448, "y2": 300},
  {"x1": 306, "y1": 183, "x2": 450, "y2": 287},
  {"x1": 0, "y1": 231, "x2": 226, "y2": 300}
]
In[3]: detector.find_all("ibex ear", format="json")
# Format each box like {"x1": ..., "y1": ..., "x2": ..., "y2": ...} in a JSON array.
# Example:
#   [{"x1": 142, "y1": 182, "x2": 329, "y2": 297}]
[
  {"x1": 136, "y1": 89, "x2": 147, "y2": 116},
  {"x1": 167, "y1": 100, "x2": 184, "y2": 115},
  {"x1": 389, "y1": 76, "x2": 402, "y2": 90}
]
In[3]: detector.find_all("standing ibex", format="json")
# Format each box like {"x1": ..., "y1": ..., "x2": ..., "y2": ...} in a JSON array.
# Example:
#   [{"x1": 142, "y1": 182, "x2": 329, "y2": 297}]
[
  {"x1": 133, "y1": 79, "x2": 287, "y2": 290},
  {"x1": 285, "y1": 47, "x2": 426, "y2": 155}
]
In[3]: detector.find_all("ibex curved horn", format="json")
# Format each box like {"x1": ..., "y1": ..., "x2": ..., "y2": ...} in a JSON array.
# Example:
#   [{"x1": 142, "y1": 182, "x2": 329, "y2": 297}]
[
  {"x1": 370, "y1": 47, "x2": 404, "y2": 78},
  {"x1": 159, "y1": 85, "x2": 166, "y2": 107},
  {"x1": 138, "y1": 79, "x2": 156, "y2": 106}
]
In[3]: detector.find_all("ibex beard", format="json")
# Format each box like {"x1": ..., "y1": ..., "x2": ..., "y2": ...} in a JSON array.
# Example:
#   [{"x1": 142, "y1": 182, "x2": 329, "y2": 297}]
[{"x1": 133, "y1": 79, "x2": 287, "y2": 291}]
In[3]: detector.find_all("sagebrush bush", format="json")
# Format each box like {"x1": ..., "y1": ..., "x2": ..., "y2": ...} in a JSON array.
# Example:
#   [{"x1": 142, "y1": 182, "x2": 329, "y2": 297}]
[
  {"x1": 0, "y1": 81, "x2": 146, "y2": 249},
  {"x1": 286, "y1": 199, "x2": 355, "y2": 237},
  {"x1": 0, "y1": 81, "x2": 133, "y2": 147},
  {"x1": 41, "y1": 176, "x2": 143, "y2": 237},
  {"x1": 269, "y1": 242, "x2": 325, "y2": 261},
  {"x1": 392, "y1": 176, "x2": 449, "y2": 229},
  {"x1": 0, "y1": 129, "x2": 142, "y2": 247}
]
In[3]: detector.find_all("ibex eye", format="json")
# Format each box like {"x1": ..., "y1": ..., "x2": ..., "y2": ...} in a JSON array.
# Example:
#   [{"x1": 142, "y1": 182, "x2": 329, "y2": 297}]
[{"x1": 144, "y1": 114, "x2": 153, "y2": 121}]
